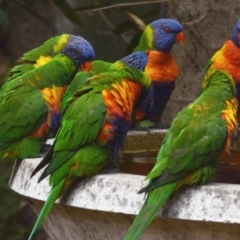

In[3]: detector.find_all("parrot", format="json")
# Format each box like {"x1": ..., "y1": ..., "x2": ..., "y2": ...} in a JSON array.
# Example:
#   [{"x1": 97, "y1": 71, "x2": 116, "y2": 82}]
[
  {"x1": 0, "y1": 34, "x2": 95, "y2": 161},
  {"x1": 61, "y1": 18, "x2": 184, "y2": 128},
  {"x1": 123, "y1": 68, "x2": 238, "y2": 240},
  {"x1": 206, "y1": 18, "x2": 240, "y2": 115},
  {"x1": 134, "y1": 18, "x2": 184, "y2": 128},
  {"x1": 28, "y1": 51, "x2": 153, "y2": 239},
  {"x1": 206, "y1": 18, "x2": 240, "y2": 147}
]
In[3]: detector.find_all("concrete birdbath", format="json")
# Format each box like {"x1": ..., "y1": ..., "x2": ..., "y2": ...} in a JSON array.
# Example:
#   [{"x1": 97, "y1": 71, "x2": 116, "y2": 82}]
[{"x1": 9, "y1": 129, "x2": 240, "y2": 240}]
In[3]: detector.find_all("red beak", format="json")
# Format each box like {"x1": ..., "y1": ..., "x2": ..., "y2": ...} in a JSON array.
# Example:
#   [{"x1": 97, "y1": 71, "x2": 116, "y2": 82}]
[
  {"x1": 175, "y1": 32, "x2": 185, "y2": 44},
  {"x1": 80, "y1": 61, "x2": 92, "y2": 72}
]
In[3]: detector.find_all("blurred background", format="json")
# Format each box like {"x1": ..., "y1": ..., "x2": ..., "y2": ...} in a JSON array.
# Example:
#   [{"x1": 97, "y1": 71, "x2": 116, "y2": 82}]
[{"x1": 0, "y1": 0, "x2": 240, "y2": 239}]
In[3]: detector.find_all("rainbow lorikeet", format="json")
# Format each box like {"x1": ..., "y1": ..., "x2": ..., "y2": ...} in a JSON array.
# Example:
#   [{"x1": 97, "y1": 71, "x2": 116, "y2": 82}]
[
  {"x1": 0, "y1": 34, "x2": 95, "y2": 161},
  {"x1": 206, "y1": 18, "x2": 240, "y2": 115},
  {"x1": 61, "y1": 18, "x2": 184, "y2": 128},
  {"x1": 206, "y1": 18, "x2": 240, "y2": 147},
  {"x1": 134, "y1": 18, "x2": 184, "y2": 128},
  {"x1": 28, "y1": 51, "x2": 153, "y2": 239},
  {"x1": 123, "y1": 68, "x2": 238, "y2": 240}
]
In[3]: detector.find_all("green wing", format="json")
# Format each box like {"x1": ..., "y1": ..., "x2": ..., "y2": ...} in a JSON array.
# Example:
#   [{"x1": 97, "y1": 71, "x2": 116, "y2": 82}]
[
  {"x1": 57, "y1": 93, "x2": 106, "y2": 151},
  {"x1": 144, "y1": 95, "x2": 228, "y2": 191},
  {"x1": 0, "y1": 87, "x2": 47, "y2": 159},
  {"x1": 0, "y1": 90, "x2": 46, "y2": 141},
  {"x1": 41, "y1": 92, "x2": 106, "y2": 178}
]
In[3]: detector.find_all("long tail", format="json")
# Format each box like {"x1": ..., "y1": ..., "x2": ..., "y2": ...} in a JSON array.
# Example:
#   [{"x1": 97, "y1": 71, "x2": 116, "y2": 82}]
[
  {"x1": 123, "y1": 182, "x2": 178, "y2": 240},
  {"x1": 28, "y1": 177, "x2": 65, "y2": 240}
]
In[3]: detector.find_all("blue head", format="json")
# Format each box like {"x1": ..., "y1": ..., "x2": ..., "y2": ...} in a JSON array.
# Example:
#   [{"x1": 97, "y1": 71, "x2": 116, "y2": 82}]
[
  {"x1": 231, "y1": 18, "x2": 240, "y2": 48},
  {"x1": 150, "y1": 18, "x2": 184, "y2": 52},
  {"x1": 61, "y1": 35, "x2": 95, "y2": 70},
  {"x1": 135, "y1": 18, "x2": 184, "y2": 52},
  {"x1": 120, "y1": 51, "x2": 148, "y2": 71}
]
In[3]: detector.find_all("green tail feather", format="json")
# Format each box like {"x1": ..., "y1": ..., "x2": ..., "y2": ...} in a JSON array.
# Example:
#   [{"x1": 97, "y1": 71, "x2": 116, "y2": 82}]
[
  {"x1": 124, "y1": 182, "x2": 178, "y2": 240},
  {"x1": 28, "y1": 177, "x2": 65, "y2": 240}
]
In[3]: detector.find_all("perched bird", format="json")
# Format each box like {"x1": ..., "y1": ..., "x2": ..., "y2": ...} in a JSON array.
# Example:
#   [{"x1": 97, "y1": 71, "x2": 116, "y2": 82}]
[
  {"x1": 134, "y1": 18, "x2": 184, "y2": 128},
  {"x1": 206, "y1": 18, "x2": 240, "y2": 114},
  {"x1": 28, "y1": 51, "x2": 153, "y2": 239},
  {"x1": 123, "y1": 69, "x2": 238, "y2": 240},
  {"x1": 62, "y1": 18, "x2": 184, "y2": 128},
  {"x1": 0, "y1": 34, "x2": 95, "y2": 161},
  {"x1": 206, "y1": 18, "x2": 240, "y2": 147}
]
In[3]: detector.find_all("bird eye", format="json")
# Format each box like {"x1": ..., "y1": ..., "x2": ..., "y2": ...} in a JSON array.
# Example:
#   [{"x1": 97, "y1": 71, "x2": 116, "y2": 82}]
[{"x1": 164, "y1": 27, "x2": 171, "y2": 33}]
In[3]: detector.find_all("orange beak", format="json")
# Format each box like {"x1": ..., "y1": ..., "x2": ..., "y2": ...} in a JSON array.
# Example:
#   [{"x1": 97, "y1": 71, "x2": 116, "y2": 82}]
[
  {"x1": 80, "y1": 61, "x2": 92, "y2": 72},
  {"x1": 175, "y1": 32, "x2": 185, "y2": 44}
]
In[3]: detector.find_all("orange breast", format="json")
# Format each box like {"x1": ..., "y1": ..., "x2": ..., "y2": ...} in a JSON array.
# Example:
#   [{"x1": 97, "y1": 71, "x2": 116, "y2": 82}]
[
  {"x1": 211, "y1": 40, "x2": 240, "y2": 81},
  {"x1": 145, "y1": 50, "x2": 179, "y2": 82}
]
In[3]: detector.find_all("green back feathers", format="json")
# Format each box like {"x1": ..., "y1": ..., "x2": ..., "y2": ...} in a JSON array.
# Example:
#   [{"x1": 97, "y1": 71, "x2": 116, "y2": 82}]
[
  {"x1": 19, "y1": 34, "x2": 70, "y2": 62},
  {"x1": 77, "y1": 67, "x2": 151, "y2": 96},
  {"x1": 4, "y1": 34, "x2": 70, "y2": 83},
  {"x1": 1, "y1": 54, "x2": 77, "y2": 96},
  {"x1": 61, "y1": 60, "x2": 113, "y2": 112},
  {"x1": 202, "y1": 68, "x2": 236, "y2": 97},
  {"x1": 91, "y1": 60, "x2": 113, "y2": 73}
]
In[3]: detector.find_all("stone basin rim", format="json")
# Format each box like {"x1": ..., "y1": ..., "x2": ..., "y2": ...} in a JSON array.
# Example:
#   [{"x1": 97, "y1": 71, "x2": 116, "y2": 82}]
[{"x1": 9, "y1": 158, "x2": 240, "y2": 225}]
